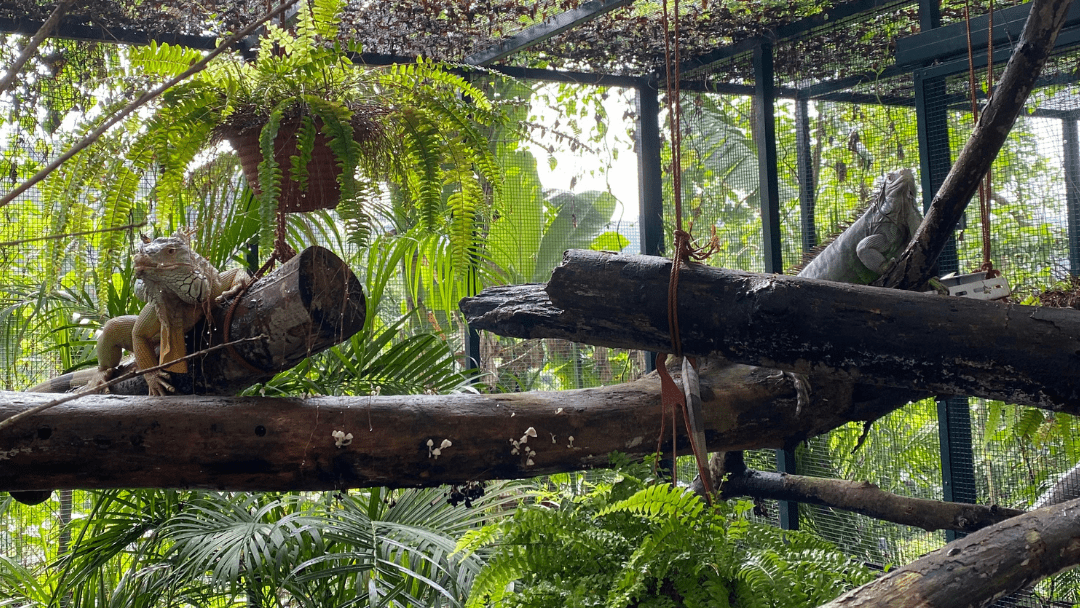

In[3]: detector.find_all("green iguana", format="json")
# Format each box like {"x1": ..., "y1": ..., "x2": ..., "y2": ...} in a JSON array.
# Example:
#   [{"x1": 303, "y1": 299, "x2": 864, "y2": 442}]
[
  {"x1": 785, "y1": 169, "x2": 921, "y2": 413},
  {"x1": 31, "y1": 229, "x2": 252, "y2": 395},
  {"x1": 796, "y1": 168, "x2": 921, "y2": 283}
]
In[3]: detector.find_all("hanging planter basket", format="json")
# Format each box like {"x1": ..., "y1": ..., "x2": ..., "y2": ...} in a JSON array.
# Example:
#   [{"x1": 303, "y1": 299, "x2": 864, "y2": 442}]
[{"x1": 227, "y1": 120, "x2": 346, "y2": 214}]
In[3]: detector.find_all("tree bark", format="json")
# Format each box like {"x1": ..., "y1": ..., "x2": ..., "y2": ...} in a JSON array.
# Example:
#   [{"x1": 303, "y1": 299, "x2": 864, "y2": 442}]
[
  {"x1": 461, "y1": 250, "x2": 1080, "y2": 413},
  {"x1": 821, "y1": 496, "x2": 1080, "y2": 608},
  {"x1": 719, "y1": 468, "x2": 1023, "y2": 534},
  {"x1": 31, "y1": 246, "x2": 366, "y2": 395},
  {"x1": 876, "y1": 0, "x2": 1074, "y2": 291},
  {"x1": 0, "y1": 359, "x2": 918, "y2": 493}
]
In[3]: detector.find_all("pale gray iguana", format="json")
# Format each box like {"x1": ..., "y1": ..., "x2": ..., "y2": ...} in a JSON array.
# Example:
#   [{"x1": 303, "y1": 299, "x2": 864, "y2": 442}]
[
  {"x1": 784, "y1": 169, "x2": 922, "y2": 412},
  {"x1": 30, "y1": 229, "x2": 252, "y2": 395},
  {"x1": 796, "y1": 168, "x2": 921, "y2": 284}
]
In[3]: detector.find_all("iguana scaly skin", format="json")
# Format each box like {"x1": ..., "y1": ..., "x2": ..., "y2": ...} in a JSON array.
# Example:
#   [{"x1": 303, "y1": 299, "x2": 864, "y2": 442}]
[
  {"x1": 797, "y1": 168, "x2": 921, "y2": 284},
  {"x1": 34, "y1": 230, "x2": 252, "y2": 395}
]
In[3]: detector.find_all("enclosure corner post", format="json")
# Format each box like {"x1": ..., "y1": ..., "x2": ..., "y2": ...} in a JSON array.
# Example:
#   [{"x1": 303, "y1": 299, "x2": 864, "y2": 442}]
[
  {"x1": 795, "y1": 92, "x2": 816, "y2": 254},
  {"x1": 1063, "y1": 115, "x2": 1080, "y2": 276},
  {"x1": 753, "y1": 40, "x2": 782, "y2": 274},
  {"x1": 636, "y1": 82, "x2": 665, "y2": 259}
]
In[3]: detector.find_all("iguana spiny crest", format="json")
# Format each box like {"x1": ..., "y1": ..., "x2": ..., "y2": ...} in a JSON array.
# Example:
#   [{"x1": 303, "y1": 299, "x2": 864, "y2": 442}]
[{"x1": 797, "y1": 168, "x2": 921, "y2": 284}]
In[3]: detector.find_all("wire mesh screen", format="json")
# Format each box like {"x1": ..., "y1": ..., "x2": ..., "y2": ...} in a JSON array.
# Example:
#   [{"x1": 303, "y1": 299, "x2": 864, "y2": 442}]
[
  {"x1": 479, "y1": 81, "x2": 646, "y2": 391},
  {"x1": 945, "y1": 68, "x2": 1077, "y2": 293},
  {"x1": 677, "y1": 55, "x2": 770, "y2": 272}
]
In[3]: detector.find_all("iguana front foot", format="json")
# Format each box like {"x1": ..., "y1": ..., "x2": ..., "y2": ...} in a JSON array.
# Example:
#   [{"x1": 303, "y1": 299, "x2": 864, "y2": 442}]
[
  {"x1": 767, "y1": 371, "x2": 811, "y2": 416},
  {"x1": 214, "y1": 269, "x2": 254, "y2": 304},
  {"x1": 143, "y1": 369, "x2": 177, "y2": 396},
  {"x1": 84, "y1": 368, "x2": 116, "y2": 394},
  {"x1": 215, "y1": 278, "x2": 252, "y2": 303}
]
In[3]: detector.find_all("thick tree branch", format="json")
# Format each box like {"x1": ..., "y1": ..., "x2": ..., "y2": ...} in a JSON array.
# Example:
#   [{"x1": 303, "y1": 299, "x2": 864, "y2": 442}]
[
  {"x1": 822, "y1": 496, "x2": 1080, "y2": 608},
  {"x1": 0, "y1": 359, "x2": 917, "y2": 493},
  {"x1": 462, "y1": 250, "x2": 1080, "y2": 413},
  {"x1": 876, "y1": 0, "x2": 1074, "y2": 290},
  {"x1": 719, "y1": 468, "x2": 1023, "y2": 534}
]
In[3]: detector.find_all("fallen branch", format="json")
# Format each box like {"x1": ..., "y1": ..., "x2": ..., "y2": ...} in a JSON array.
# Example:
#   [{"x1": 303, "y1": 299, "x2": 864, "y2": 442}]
[
  {"x1": 720, "y1": 468, "x2": 1023, "y2": 534},
  {"x1": 822, "y1": 496, "x2": 1080, "y2": 608}
]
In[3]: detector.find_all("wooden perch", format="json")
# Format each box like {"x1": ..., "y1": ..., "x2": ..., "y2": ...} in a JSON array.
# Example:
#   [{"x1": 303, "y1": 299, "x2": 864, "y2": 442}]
[
  {"x1": 719, "y1": 468, "x2": 1023, "y2": 534},
  {"x1": 0, "y1": 359, "x2": 917, "y2": 493},
  {"x1": 461, "y1": 250, "x2": 1080, "y2": 414},
  {"x1": 822, "y1": 496, "x2": 1080, "y2": 608},
  {"x1": 32, "y1": 246, "x2": 366, "y2": 396}
]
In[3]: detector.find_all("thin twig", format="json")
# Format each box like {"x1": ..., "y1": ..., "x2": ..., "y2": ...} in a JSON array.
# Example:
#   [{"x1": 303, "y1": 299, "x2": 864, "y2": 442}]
[
  {"x1": 0, "y1": 221, "x2": 145, "y2": 247},
  {"x1": 0, "y1": 0, "x2": 75, "y2": 96},
  {"x1": 0, "y1": 334, "x2": 267, "y2": 432},
  {"x1": 0, "y1": 0, "x2": 300, "y2": 209}
]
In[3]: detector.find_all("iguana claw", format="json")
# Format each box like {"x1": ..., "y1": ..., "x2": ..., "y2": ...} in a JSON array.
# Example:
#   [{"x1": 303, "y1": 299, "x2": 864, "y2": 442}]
[
  {"x1": 84, "y1": 368, "x2": 115, "y2": 394},
  {"x1": 144, "y1": 370, "x2": 176, "y2": 396}
]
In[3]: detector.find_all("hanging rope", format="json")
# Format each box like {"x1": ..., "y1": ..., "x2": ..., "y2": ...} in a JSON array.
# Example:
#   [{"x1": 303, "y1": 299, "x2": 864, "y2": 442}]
[
  {"x1": 656, "y1": 0, "x2": 717, "y2": 498},
  {"x1": 965, "y1": 0, "x2": 997, "y2": 274}
]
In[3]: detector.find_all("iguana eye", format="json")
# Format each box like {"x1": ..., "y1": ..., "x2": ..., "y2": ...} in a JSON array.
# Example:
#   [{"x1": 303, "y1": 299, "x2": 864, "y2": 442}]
[{"x1": 167, "y1": 248, "x2": 176, "y2": 255}]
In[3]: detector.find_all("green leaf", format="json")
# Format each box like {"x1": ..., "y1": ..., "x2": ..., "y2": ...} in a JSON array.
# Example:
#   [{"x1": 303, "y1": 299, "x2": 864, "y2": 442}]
[
  {"x1": 590, "y1": 230, "x2": 630, "y2": 252},
  {"x1": 533, "y1": 190, "x2": 618, "y2": 282}
]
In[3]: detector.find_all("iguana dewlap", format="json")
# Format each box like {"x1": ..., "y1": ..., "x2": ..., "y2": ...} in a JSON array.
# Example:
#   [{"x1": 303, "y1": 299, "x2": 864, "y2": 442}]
[
  {"x1": 86, "y1": 230, "x2": 252, "y2": 396},
  {"x1": 798, "y1": 168, "x2": 921, "y2": 284}
]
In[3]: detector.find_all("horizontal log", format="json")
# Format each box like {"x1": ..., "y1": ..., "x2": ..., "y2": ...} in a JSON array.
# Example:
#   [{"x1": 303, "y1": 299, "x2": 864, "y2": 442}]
[
  {"x1": 0, "y1": 359, "x2": 916, "y2": 493},
  {"x1": 720, "y1": 469, "x2": 1023, "y2": 534},
  {"x1": 822, "y1": 495, "x2": 1080, "y2": 608},
  {"x1": 461, "y1": 250, "x2": 1080, "y2": 413}
]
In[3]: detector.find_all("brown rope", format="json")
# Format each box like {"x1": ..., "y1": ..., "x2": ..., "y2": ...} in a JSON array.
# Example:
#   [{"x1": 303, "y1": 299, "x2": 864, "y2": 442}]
[
  {"x1": 981, "y1": 0, "x2": 995, "y2": 273},
  {"x1": 656, "y1": 0, "x2": 719, "y2": 498},
  {"x1": 965, "y1": 0, "x2": 996, "y2": 273}
]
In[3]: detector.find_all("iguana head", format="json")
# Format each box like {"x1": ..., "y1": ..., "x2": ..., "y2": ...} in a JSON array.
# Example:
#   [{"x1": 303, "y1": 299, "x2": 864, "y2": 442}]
[
  {"x1": 878, "y1": 168, "x2": 917, "y2": 217},
  {"x1": 134, "y1": 230, "x2": 210, "y2": 304}
]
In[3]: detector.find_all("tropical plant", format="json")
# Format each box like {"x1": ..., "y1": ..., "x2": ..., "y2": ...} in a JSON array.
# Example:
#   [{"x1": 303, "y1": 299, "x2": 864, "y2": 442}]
[
  {"x1": 457, "y1": 456, "x2": 874, "y2": 608},
  {"x1": 28, "y1": 483, "x2": 520, "y2": 607}
]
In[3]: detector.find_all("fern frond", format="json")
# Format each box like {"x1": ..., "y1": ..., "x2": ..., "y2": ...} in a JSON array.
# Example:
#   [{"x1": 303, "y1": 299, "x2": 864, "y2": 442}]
[
  {"x1": 303, "y1": 95, "x2": 360, "y2": 199},
  {"x1": 465, "y1": 547, "x2": 527, "y2": 608},
  {"x1": 289, "y1": 113, "x2": 317, "y2": 192},
  {"x1": 453, "y1": 524, "x2": 505, "y2": 560},
  {"x1": 336, "y1": 178, "x2": 377, "y2": 248},
  {"x1": 256, "y1": 106, "x2": 285, "y2": 250},
  {"x1": 599, "y1": 483, "x2": 705, "y2": 521},
  {"x1": 126, "y1": 41, "x2": 205, "y2": 78},
  {"x1": 309, "y1": 0, "x2": 347, "y2": 39},
  {"x1": 446, "y1": 172, "x2": 484, "y2": 278},
  {"x1": 398, "y1": 108, "x2": 443, "y2": 231},
  {"x1": 95, "y1": 165, "x2": 137, "y2": 300}
]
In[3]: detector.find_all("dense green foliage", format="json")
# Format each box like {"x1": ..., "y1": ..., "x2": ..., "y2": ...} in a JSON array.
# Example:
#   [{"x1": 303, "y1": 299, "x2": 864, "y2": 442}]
[
  {"x1": 458, "y1": 458, "x2": 874, "y2": 608},
  {"x1": 0, "y1": 484, "x2": 523, "y2": 607}
]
